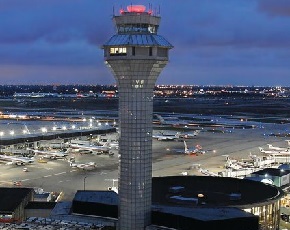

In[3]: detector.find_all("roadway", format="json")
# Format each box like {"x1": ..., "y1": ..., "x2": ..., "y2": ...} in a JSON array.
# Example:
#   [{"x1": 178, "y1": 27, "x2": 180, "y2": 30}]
[{"x1": 0, "y1": 123, "x2": 288, "y2": 201}]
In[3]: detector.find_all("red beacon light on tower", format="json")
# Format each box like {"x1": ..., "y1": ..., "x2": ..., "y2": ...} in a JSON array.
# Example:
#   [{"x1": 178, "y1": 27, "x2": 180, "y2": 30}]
[{"x1": 127, "y1": 5, "x2": 146, "y2": 13}]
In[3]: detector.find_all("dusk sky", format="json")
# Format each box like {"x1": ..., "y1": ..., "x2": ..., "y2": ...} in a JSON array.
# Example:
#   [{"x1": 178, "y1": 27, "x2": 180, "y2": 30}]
[{"x1": 0, "y1": 0, "x2": 290, "y2": 86}]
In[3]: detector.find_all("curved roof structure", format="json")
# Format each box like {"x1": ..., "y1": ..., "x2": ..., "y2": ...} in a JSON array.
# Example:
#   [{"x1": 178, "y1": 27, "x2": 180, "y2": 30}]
[
  {"x1": 103, "y1": 34, "x2": 173, "y2": 48},
  {"x1": 152, "y1": 176, "x2": 284, "y2": 208},
  {"x1": 278, "y1": 163, "x2": 290, "y2": 170}
]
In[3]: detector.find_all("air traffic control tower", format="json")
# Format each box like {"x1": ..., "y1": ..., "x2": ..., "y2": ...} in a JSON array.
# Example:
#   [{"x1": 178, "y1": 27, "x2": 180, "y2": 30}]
[{"x1": 103, "y1": 5, "x2": 173, "y2": 230}]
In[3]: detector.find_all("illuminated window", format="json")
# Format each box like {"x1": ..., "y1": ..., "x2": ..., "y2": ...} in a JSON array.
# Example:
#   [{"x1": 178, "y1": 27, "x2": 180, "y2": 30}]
[{"x1": 110, "y1": 47, "x2": 127, "y2": 56}]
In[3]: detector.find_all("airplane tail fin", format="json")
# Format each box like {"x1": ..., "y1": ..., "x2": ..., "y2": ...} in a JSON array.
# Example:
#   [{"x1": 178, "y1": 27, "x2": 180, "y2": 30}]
[
  {"x1": 184, "y1": 141, "x2": 188, "y2": 152},
  {"x1": 69, "y1": 162, "x2": 76, "y2": 168},
  {"x1": 103, "y1": 142, "x2": 111, "y2": 147},
  {"x1": 196, "y1": 144, "x2": 202, "y2": 150},
  {"x1": 249, "y1": 152, "x2": 256, "y2": 159},
  {"x1": 156, "y1": 114, "x2": 165, "y2": 124},
  {"x1": 286, "y1": 140, "x2": 290, "y2": 146},
  {"x1": 64, "y1": 148, "x2": 72, "y2": 153}
]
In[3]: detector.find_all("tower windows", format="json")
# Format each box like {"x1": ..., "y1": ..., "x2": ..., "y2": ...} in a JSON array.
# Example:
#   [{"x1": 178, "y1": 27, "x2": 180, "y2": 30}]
[
  {"x1": 157, "y1": 48, "x2": 168, "y2": 57},
  {"x1": 110, "y1": 47, "x2": 127, "y2": 56},
  {"x1": 117, "y1": 24, "x2": 158, "y2": 34},
  {"x1": 149, "y1": 47, "x2": 152, "y2": 56}
]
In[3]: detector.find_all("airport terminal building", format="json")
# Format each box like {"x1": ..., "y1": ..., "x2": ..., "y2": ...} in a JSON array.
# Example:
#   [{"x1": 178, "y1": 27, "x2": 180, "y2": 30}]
[
  {"x1": 0, "y1": 171, "x2": 285, "y2": 229},
  {"x1": 62, "y1": 176, "x2": 283, "y2": 230}
]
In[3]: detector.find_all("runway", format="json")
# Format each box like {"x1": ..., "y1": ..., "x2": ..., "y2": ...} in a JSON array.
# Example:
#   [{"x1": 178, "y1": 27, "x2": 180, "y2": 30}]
[{"x1": 0, "y1": 119, "x2": 288, "y2": 201}]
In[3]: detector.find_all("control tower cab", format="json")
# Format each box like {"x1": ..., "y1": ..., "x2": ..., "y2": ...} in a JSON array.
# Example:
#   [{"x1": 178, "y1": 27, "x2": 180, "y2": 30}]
[{"x1": 103, "y1": 5, "x2": 172, "y2": 68}]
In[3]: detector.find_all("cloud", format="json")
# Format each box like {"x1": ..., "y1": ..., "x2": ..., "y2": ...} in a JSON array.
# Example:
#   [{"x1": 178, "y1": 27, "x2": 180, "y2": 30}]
[
  {"x1": 0, "y1": 0, "x2": 289, "y2": 86},
  {"x1": 0, "y1": 0, "x2": 113, "y2": 45},
  {"x1": 0, "y1": 64, "x2": 115, "y2": 85},
  {"x1": 258, "y1": 0, "x2": 290, "y2": 17}
]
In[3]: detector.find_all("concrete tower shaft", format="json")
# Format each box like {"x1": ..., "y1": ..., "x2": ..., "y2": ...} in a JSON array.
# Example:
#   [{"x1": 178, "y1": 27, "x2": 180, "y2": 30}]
[{"x1": 103, "y1": 5, "x2": 173, "y2": 230}]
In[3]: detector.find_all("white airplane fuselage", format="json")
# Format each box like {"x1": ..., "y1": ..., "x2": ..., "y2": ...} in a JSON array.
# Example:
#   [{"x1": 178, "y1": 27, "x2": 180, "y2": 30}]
[
  {"x1": 30, "y1": 149, "x2": 68, "y2": 159},
  {"x1": 0, "y1": 155, "x2": 34, "y2": 165},
  {"x1": 69, "y1": 161, "x2": 96, "y2": 170},
  {"x1": 259, "y1": 147, "x2": 290, "y2": 154},
  {"x1": 267, "y1": 144, "x2": 289, "y2": 151},
  {"x1": 69, "y1": 143, "x2": 110, "y2": 153}
]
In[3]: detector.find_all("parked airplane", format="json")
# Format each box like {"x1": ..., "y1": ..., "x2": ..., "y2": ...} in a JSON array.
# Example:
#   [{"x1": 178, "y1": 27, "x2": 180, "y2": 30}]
[
  {"x1": 28, "y1": 148, "x2": 68, "y2": 159},
  {"x1": 178, "y1": 130, "x2": 201, "y2": 139},
  {"x1": 69, "y1": 161, "x2": 96, "y2": 170},
  {"x1": 96, "y1": 138, "x2": 119, "y2": 149},
  {"x1": 152, "y1": 131, "x2": 180, "y2": 141},
  {"x1": 96, "y1": 135, "x2": 119, "y2": 149},
  {"x1": 267, "y1": 144, "x2": 289, "y2": 151},
  {"x1": 223, "y1": 155, "x2": 243, "y2": 170},
  {"x1": 258, "y1": 147, "x2": 290, "y2": 154},
  {"x1": 199, "y1": 168, "x2": 219, "y2": 176},
  {"x1": 0, "y1": 154, "x2": 34, "y2": 165},
  {"x1": 155, "y1": 114, "x2": 188, "y2": 126},
  {"x1": 69, "y1": 141, "x2": 111, "y2": 154},
  {"x1": 176, "y1": 141, "x2": 205, "y2": 155}
]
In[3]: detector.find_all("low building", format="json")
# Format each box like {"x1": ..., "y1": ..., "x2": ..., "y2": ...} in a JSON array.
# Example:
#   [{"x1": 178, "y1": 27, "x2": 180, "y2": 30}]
[
  {"x1": 54, "y1": 176, "x2": 283, "y2": 230},
  {"x1": 25, "y1": 202, "x2": 56, "y2": 219},
  {"x1": 247, "y1": 167, "x2": 290, "y2": 188},
  {"x1": 0, "y1": 187, "x2": 34, "y2": 223}
]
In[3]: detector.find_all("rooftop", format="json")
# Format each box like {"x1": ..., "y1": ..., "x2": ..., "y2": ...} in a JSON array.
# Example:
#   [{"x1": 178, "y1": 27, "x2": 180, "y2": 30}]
[{"x1": 0, "y1": 187, "x2": 33, "y2": 212}]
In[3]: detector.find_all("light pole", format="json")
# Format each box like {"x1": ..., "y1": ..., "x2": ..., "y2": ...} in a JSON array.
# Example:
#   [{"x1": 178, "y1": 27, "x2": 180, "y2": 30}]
[
  {"x1": 0, "y1": 131, "x2": 3, "y2": 153},
  {"x1": 83, "y1": 176, "x2": 88, "y2": 191}
]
